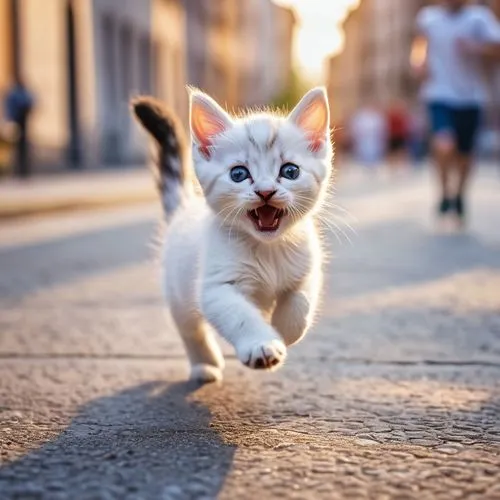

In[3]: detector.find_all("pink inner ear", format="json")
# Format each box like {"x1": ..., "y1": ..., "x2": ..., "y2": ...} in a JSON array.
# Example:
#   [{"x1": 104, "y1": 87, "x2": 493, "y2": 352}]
[
  {"x1": 192, "y1": 109, "x2": 228, "y2": 159},
  {"x1": 296, "y1": 102, "x2": 328, "y2": 152},
  {"x1": 192, "y1": 105, "x2": 227, "y2": 139}
]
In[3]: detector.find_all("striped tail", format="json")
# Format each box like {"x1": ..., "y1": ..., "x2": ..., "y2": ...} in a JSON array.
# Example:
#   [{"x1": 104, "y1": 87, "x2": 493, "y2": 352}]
[{"x1": 132, "y1": 97, "x2": 190, "y2": 220}]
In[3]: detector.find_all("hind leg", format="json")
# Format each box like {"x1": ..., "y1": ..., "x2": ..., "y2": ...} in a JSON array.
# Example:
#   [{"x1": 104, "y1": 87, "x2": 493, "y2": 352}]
[{"x1": 171, "y1": 311, "x2": 225, "y2": 383}]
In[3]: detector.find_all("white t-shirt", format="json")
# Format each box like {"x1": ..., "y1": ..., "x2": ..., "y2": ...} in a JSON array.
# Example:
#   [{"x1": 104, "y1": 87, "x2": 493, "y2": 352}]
[{"x1": 416, "y1": 5, "x2": 500, "y2": 106}]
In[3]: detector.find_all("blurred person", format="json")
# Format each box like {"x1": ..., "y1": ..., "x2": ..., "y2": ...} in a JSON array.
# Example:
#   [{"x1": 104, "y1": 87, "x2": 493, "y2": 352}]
[
  {"x1": 386, "y1": 99, "x2": 410, "y2": 170},
  {"x1": 349, "y1": 102, "x2": 387, "y2": 170},
  {"x1": 412, "y1": 0, "x2": 500, "y2": 226},
  {"x1": 3, "y1": 78, "x2": 35, "y2": 178}
]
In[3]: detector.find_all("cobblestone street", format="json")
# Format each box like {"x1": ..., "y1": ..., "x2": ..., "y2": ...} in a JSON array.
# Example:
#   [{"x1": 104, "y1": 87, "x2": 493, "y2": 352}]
[{"x1": 1, "y1": 166, "x2": 500, "y2": 499}]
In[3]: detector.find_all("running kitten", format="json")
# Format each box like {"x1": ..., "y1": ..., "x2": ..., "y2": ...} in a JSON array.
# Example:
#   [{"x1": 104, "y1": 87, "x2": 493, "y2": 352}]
[{"x1": 132, "y1": 88, "x2": 333, "y2": 383}]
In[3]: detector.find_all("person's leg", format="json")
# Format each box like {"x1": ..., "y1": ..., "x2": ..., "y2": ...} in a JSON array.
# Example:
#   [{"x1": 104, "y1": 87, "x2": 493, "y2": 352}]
[
  {"x1": 16, "y1": 121, "x2": 29, "y2": 179},
  {"x1": 397, "y1": 138, "x2": 409, "y2": 166},
  {"x1": 451, "y1": 107, "x2": 482, "y2": 221},
  {"x1": 387, "y1": 138, "x2": 398, "y2": 170},
  {"x1": 456, "y1": 154, "x2": 472, "y2": 197},
  {"x1": 427, "y1": 104, "x2": 456, "y2": 214}
]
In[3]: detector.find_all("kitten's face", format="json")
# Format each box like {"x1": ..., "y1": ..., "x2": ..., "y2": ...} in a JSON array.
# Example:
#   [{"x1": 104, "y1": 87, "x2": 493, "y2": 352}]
[{"x1": 190, "y1": 89, "x2": 333, "y2": 242}]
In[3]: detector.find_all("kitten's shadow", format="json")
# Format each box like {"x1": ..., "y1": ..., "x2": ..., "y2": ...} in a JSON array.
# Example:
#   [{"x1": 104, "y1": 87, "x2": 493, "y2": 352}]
[{"x1": 0, "y1": 381, "x2": 236, "y2": 498}]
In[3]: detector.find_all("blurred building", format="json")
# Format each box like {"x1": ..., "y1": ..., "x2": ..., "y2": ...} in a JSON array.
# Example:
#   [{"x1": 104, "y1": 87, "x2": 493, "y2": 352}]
[
  {"x1": 327, "y1": 0, "x2": 424, "y2": 124},
  {"x1": 182, "y1": 0, "x2": 239, "y2": 109},
  {"x1": 1, "y1": 0, "x2": 296, "y2": 173},
  {"x1": 0, "y1": 0, "x2": 186, "y2": 171},
  {"x1": 238, "y1": 0, "x2": 296, "y2": 108},
  {"x1": 0, "y1": 2, "x2": 13, "y2": 103},
  {"x1": 183, "y1": 0, "x2": 296, "y2": 110},
  {"x1": 326, "y1": 3, "x2": 366, "y2": 124}
]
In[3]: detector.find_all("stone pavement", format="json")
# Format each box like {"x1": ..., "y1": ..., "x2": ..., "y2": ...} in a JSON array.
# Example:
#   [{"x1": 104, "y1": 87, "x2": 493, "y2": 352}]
[
  {"x1": 0, "y1": 166, "x2": 500, "y2": 499},
  {"x1": 0, "y1": 167, "x2": 155, "y2": 219}
]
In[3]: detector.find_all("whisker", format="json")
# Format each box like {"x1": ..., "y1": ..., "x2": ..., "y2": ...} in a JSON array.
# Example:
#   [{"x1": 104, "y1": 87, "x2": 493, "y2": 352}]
[
  {"x1": 227, "y1": 207, "x2": 244, "y2": 243},
  {"x1": 216, "y1": 205, "x2": 240, "y2": 234},
  {"x1": 317, "y1": 215, "x2": 354, "y2": 246}
]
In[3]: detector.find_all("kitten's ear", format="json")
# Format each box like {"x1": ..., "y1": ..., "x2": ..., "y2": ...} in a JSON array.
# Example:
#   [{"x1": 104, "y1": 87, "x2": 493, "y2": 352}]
[
  {"x1": 288, "y1": 87, "x2": 330, "y2": 153},
  {"x1": 189, "y1": 90, "x2": 233, "y2": 159}
]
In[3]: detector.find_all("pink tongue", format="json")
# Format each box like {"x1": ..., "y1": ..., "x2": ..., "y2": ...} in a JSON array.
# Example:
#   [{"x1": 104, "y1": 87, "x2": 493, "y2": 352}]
[{"x1": 257, "y1": 206, "x2": 278, "y2": 227}]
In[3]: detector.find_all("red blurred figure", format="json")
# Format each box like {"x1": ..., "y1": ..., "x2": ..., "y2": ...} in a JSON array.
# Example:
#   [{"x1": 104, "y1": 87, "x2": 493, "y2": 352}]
[{"x1": 387, "y1": 99, "x2": 410, "y2": 170}]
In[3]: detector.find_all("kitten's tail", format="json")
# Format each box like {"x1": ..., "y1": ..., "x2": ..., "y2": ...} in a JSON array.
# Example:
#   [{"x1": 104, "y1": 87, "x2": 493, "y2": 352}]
[{"x1": 131, "y1": 97, "x2": 191, "y2": 220}]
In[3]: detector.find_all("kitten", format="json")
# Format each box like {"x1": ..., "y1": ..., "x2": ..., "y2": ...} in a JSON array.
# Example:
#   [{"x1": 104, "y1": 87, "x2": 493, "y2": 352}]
[{"x1": 132, "y1": 87, "x2": 333, "y2": 383}]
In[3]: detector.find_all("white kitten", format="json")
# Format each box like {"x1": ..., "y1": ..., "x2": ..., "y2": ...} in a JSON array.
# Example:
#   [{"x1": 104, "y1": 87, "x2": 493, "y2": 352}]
[{"x1": 132, "y1": 88, "x2": 333, "y2": 383}]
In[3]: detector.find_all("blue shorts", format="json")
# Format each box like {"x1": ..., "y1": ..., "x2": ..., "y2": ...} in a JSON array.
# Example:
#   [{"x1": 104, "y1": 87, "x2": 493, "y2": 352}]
[{"x1": 427, "y1": 103, "x2": 482, "y2": 155}]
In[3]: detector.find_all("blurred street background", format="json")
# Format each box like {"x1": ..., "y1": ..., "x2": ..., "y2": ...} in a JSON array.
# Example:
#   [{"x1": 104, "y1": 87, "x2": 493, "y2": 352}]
[
  {"x1": 0, "y1": 0, "x2": 499, "y2": 178},
  {"x1": 1, "y1": 1, "x2": 500, "y2": 499}
]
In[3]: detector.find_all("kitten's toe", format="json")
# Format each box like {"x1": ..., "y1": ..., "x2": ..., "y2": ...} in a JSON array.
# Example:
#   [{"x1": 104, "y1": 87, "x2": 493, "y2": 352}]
[
  {"x1": 238, "y1": 339, "x2": 287, "y2": 371},
  {"x1": 190, "y1": 364, "x2": 223, "y2": 384}
]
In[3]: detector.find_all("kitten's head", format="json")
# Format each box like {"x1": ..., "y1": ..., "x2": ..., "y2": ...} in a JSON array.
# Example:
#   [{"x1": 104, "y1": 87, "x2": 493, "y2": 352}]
[{"x1": 190, "y1": 87, "x2": 333, "y2": 243}]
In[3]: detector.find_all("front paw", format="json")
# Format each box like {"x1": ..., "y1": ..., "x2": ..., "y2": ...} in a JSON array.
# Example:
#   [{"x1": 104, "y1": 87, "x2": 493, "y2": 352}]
[
  {"x1": 237, "y1": 339, "x2": 287, "y2": 371},
  {"x1": 190, "y1": 364, "x2": 223, "y2": 384}
]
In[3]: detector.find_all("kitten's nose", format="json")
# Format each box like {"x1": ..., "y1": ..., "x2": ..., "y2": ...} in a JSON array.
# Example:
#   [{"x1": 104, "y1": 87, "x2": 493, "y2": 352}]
[{"x1": 255, "y1": 190, "x2": 277, "y2": 202}]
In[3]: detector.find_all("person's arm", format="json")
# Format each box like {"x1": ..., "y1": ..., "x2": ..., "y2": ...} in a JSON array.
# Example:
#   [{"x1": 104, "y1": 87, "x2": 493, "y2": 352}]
[
  {"x1": 479, "y1": 43, "x2": 500, "y2": 58},
  {"x1": 410, "y1": 34, "x2": 429, "y2": 82},
  {"x1": 479, "y1": 8, "x2": 500, "y2": 58},
  {"x1": 459, "y1": 8, "x2": 500, "y2": 60},
  {"x1": 459, "y1": 39, "x2": 500, "y2": 59},
  {"x1": 410, "y1": 8, "x2": 430, "y2": 82}
]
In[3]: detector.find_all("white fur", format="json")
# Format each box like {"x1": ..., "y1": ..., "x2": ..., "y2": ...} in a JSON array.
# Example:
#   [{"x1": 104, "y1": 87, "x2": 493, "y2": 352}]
[{"x1": 162, "y1": 88, "x2": 333, "y2": 382}]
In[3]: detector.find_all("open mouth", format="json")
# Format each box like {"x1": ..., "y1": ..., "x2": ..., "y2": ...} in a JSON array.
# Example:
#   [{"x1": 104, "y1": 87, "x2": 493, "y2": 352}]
[{"x1": 247, "y1": 205, "x2": 286, "y2": 233}]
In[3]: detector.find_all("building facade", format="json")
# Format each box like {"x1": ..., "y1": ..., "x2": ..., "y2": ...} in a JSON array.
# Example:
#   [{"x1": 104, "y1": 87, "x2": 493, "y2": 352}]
[
  {"x1": 0, "y1": 0, "x2": 186, "y2": 172},
  {"x1": 238, "y1": 0, "x2": 296, "y2": 108},
  {"x1": 1, "y1": 0, "x2": 296, "y2": 173},
  {"x1": 326, "y1": 0, "x2": 424, "y2": 124},
  {"x1": 183, "y1": 0, "x2": 296, "y2": 110},
  {"x1": 325, "y1": 1, "x2": 367, "y2": 124}
]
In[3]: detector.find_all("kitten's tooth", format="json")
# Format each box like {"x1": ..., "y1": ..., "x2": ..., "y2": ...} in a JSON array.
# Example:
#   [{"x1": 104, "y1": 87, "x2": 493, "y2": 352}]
[{"x1": 258, "y1": 219, "x2": 263, "y2": 228}]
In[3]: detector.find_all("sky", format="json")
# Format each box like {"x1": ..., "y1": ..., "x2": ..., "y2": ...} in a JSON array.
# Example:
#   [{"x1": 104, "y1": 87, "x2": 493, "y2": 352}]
[{"x1": 273, "y1": 0, "x2": 360, "y2": 82}]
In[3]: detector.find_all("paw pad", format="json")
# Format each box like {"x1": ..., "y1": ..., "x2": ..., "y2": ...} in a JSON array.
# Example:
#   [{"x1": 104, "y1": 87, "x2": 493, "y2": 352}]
[{"x1": 240, "y1": 340, "x2": 286, "y2": 371}]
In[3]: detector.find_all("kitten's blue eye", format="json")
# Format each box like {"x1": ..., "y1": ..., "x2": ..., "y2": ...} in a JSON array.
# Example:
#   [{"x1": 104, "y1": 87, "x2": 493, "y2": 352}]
[
  {"x1": 230, "y1": 166, "x2": 250, "y2": 183},
  {"x1": 279, "y1": 163, "x2": 300, "y2": 180}
]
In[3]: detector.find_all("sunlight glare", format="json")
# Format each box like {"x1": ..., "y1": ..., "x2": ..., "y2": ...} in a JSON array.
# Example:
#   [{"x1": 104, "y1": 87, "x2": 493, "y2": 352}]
[{"x1": 273, "y1": 0, "x2": 360, "y2": 81}]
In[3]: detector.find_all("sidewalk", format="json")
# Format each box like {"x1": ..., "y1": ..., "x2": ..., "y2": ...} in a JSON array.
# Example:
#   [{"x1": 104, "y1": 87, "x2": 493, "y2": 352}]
[
  {"x1": 1, "y1": 161, "x2": 497, "y2": 221},
  {"x1": 1, "y1": 167, "x2": 499, "y2": 498},
  {"x1": 0, "y1": 168, "x2": 156, "y2": 219}
]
